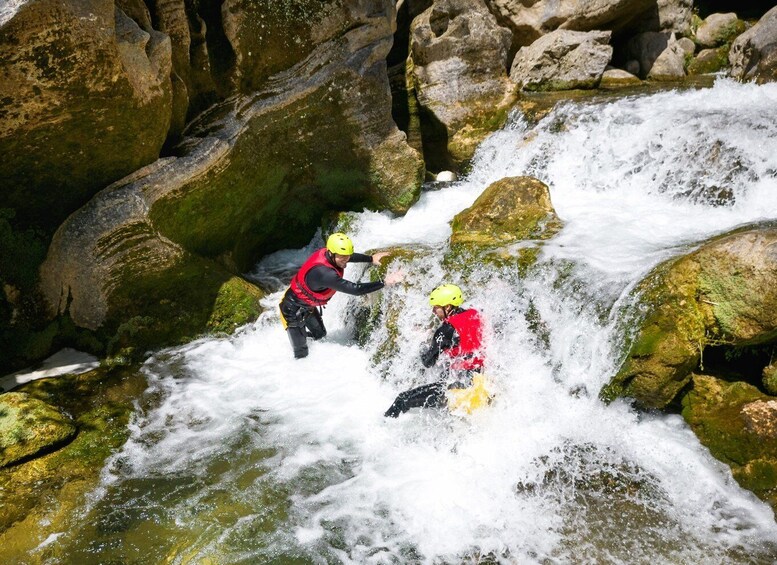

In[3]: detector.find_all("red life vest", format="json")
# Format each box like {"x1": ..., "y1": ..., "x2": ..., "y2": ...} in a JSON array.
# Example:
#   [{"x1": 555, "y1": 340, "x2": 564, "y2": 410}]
[
  {"x1": 289, "y1": 248, "x2": 344, "y2": 306},
  {"x1": 444, "y1": 309, "x2": 485, "y2": 371}
]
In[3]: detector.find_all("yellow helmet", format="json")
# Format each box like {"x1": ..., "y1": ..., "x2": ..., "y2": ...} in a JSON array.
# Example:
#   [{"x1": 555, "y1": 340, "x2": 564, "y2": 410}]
[
  {"x1": 429, "y1": 284, "x2": 463, "y2": 307},
  {"x1": 326, "y1": 232, "x2": 354, "y2": 255}
]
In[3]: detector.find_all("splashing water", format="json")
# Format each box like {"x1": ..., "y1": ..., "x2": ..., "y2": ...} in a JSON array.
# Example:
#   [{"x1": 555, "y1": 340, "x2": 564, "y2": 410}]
[{"x1": 42, "y1": 80, "x2": 777, "y2": 563}]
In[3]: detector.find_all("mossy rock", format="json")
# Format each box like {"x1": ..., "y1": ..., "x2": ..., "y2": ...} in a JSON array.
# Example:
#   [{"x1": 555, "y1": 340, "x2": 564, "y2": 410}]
[
  {"x1": 451, "y1": 176, "x2": 562, "y2": 247},
  {"x1": 681, "y1": 374, "x2": 777, "y2": 507},
  {"x1": 0, "y1": 366, "x2": 145, "y2": 547},
  {"x1": 763, "y1": 364, "x2": 777, "y2": 395},
  {"x1": 687, "y1": 46, "x2": 731, "y2": 75},
  {"x1": 0, "y1": 392, "x2": 77, "y2": 467},
  {"x1": 207, "y1": 276, "x2": 265, "y2": 334},
  {"x1": 603, "y1": 226, "x2": 777, "y2": 409}
]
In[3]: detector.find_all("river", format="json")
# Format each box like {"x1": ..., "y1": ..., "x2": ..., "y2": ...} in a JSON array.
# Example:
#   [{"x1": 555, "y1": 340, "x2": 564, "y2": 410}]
[{"x1": 39, "y1": 78, "x2": 777, "y2": 563}]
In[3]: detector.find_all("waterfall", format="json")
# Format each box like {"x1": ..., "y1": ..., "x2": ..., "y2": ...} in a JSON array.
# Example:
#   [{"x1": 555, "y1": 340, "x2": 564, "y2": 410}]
[{"x1": 45, "y1": 79, "x2": 777, "y2": 563}]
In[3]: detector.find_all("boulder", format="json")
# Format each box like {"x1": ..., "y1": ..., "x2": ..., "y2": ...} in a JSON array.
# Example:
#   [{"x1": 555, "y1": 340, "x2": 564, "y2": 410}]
[
  {"x1": 626, "y1": 31, "x2": 688, "y2": 79},
  {"x1": 687, "y1": 47, "x2": 730, "y2": 75},
  {"x1": 0, "y1": 0, "x2": 173, "y2": 232},
  {"x1": 450, "y1": 176, "x2": 562, "y2": 246},
  {"x1": 0, "y1": 392, "x2": 76, "y2": 467},
  {"x1": 510, "y1": 30, "x2": 613, "y2": 91},
  {"x1": 602, "y1": 226, "x2": 777, "y2": 409},
  {"x1": 647, "y1": 37, "x2": 687, "y2": 80},
  {"x1": 600, "y1": 68, "x2": 642, "y2": 87},
  {"x1": 681, "y1": 374, "x2": 777, "y2": 508},
  {"x1": 409, "y1": 0, "x2": 516, "y2": 168},
  {"x1": 729, "y1": 5, "x2": 777, "y2": 83},
  {"x1": 695, "y1": 13, "x2": 745, "y2": 49}
]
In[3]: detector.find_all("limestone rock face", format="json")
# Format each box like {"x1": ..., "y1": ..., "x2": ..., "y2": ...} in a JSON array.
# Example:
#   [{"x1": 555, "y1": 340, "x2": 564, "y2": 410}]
[
  {"x1": 39, "y1": 0, "x2": 422, "y2": 352},
  {"x1": 603, "y1": 226, "x2": 777, "y2": 409},
  {"x1": 410, "y1": 0, "x2": 516, "y2": 166},
  {"x1": 510, "y1": 30, "x2": 613, "y2": 91},
  {"x1": 451, "y1": 176, "x2": 562, "y2": 246},
  {"x1": 484, "y1": 0, "x2": 691, "y2": 46},
  {"x1": 729, "y1": 5, "x2": 777, "y2": 83},
  {"x1": 0, "y1": 0, "x2": 173, "y2": 230},
  {"x1": 0, "y1": 392, "x2": 76, "y2": 467},
  {"x1": 681, "y1": 375, "x2": 777, "y2": 507}
]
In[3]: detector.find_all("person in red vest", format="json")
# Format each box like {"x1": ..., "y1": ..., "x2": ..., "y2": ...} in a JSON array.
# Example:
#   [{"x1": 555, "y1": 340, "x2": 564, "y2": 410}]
[
  {"x1": 384, "y1": 283, "x2": 485, "y2": 417},
  {"x1": 280, "y1": 232, "x2": 400, "y2": 359}
]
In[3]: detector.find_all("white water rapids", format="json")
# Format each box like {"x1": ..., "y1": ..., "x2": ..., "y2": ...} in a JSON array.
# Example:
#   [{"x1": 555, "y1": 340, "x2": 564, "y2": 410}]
[{"x1": 47, "y1": 79, "x2": 777, "y2": 563}]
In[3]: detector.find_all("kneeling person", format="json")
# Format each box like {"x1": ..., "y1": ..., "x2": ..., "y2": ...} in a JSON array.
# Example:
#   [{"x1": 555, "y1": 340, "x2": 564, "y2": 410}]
[{"x1": 384, "y1": 284, "x2": 485, "y2": 417}]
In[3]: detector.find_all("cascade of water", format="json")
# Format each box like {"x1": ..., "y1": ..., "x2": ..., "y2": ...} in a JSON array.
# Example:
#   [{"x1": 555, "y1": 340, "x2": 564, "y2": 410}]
[{"x1": 44, "y1": 79, "x2": 777, "y2": 563}]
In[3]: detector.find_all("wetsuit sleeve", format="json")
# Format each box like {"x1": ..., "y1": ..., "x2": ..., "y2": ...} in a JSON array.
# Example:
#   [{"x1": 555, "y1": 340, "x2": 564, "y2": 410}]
[
  {"x1": 349, "y1": 252, "x2": 374, "y2": 263},
  {"x1": 421, "y1": 322, "x2": 457, "y2": 367},
  {"x1": 305, "y1": 265, "x2": 384, "y2": 296}
]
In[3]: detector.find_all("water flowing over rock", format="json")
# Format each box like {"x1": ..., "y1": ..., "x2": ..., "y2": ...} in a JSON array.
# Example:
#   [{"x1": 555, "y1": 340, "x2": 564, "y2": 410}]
[
  {"x1": 0, "y1": 0, "x2": 173, "y2": 230},
  {"x1": 729, "y1": 5, "x2": 777, "y2": 83},
  {"x1": 603, "y1": 226, "x2": 777, "y2": 410},
  {"x1": 410, "y1": 0, "x2": 516, "y2": 168},
  {"x1": 510, "y1": 30, "x2": 613, "y2": 91}
]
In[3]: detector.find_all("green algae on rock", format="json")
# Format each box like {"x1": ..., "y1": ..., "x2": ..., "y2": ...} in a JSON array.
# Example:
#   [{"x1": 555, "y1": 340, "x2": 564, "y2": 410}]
[
  {"x1": 681, "y1": 374, "x2": 777, "y2": 508},
  {"x1": 602, "y1": 226, "x2": 777, "y2": 409},
  {"x1": 0, "y1": 392, "x2": 77, "y2": 468},
  {"x1": 451, "y1": 176, "x2": 562, "y2": 246},
  {"x1": 0, "y1": 365, "x2": 145, "y2": 552}
]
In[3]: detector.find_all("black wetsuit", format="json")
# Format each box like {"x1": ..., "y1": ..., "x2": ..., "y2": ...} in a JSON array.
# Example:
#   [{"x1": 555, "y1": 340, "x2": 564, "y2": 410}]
[
  {"x1": 384, "y1": 308, "x2": 475, "y2": 417},
  {"x1": 280, "y1": 252, "x2": 383, "y2": 359}
]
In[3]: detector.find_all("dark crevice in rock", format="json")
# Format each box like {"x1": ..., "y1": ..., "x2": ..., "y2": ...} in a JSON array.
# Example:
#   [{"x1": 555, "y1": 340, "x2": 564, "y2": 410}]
[
  {"x1": 194, "y1": 0, "x2": 236, "y2": 101},
  {"x1": 387, "y1": 0, "x2": 411, "y2": 67},
  {"x1": 417, "y1": 104, "x2": 454, "y2": 174},
  {"x1": 695, "y1": 0, "x2": 775, "y2": 20},
  {"x1": 698, "y1": 343, "x2": 777, "y2": 393}
]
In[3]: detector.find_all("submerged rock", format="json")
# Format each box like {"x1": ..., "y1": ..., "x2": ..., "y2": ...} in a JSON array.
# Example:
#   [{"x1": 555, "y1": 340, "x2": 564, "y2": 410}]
[
  {"x1": 603, "y1": 226, "x2": 777, "y2": 410},
  {"x1": 0, "y1": 392, "x2": 76, "y2": 467}
]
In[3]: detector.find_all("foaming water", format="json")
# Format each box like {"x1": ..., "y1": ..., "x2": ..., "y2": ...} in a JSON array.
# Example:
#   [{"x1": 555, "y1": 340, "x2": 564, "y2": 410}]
[{"x1": 45, "y1": 80, "x2": 777, "y2": 563}]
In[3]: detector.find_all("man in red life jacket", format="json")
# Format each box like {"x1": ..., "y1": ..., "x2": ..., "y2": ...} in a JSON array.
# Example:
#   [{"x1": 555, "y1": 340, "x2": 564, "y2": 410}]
[
  {"x1": 280, "y1": 232, "x2": 400, "y2": 359},
  {"x1": 384, "y1": 284, "x2": 485, "y2": 417}
]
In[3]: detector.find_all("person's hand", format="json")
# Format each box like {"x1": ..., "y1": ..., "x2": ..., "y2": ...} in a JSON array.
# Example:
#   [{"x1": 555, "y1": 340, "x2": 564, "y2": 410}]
[
  {"x1": 384, "y1": 270, "x2": 404, "y2": 285},
  {"x1": 372, "y1": 251, "x2": 390, "y2": 266}
]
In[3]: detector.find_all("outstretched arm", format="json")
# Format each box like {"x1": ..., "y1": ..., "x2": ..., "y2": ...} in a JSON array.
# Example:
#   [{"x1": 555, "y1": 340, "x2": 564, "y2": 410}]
[{"x1": 307, "y1": 265, "x2": 385, "y2": 296}]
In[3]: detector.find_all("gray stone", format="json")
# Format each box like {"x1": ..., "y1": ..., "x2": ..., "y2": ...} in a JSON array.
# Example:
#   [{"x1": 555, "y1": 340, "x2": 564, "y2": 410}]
[
  {"x1": 410, "y1": 0, "x2": 516, "y2": 165},
  {"x1": 510, "y1": 30, "x2": 613, "y2": 91},
  {"x1": 696, "y1": 12, "x2": 740, "y2": 48},
  {"x1": 729, "y1": 6, "x2": 777, "y2": 83}
]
